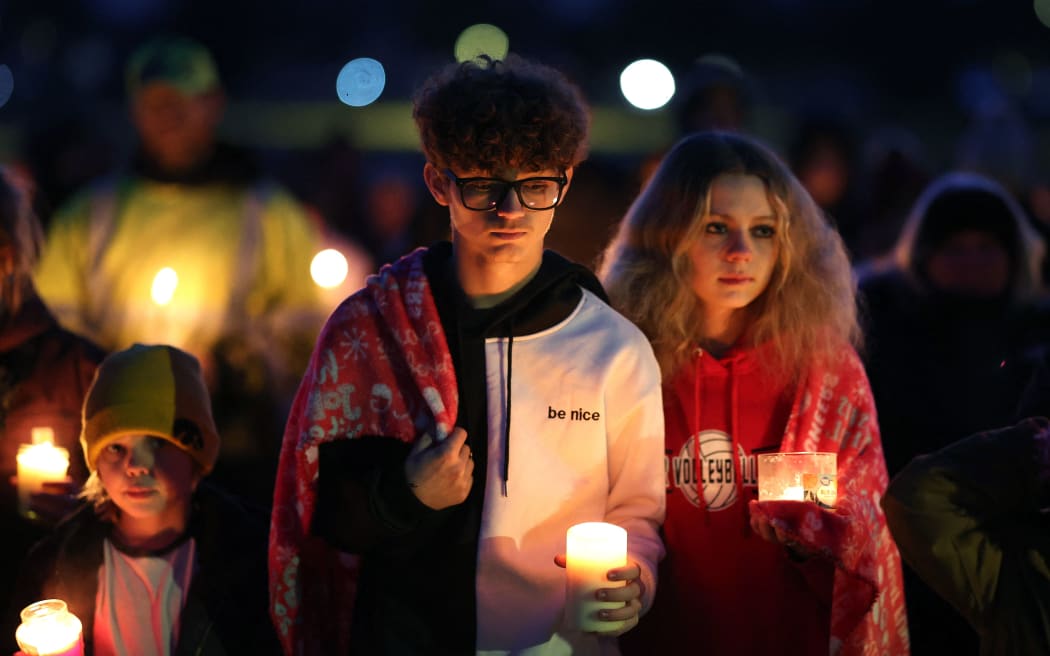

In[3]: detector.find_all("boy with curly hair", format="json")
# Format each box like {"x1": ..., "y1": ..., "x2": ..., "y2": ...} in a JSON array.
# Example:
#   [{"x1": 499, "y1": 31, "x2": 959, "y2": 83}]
[{"x1": 269, "y1": 55, "x2": 665, "y2": 654}]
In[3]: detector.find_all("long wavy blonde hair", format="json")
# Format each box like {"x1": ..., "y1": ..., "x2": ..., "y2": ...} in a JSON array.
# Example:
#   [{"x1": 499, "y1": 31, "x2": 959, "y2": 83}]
[{"x1": 599, "y1": 131, "x2": 861, "y2": 382}]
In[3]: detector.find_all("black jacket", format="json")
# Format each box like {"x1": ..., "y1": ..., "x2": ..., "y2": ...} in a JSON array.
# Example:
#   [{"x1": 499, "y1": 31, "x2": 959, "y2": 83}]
[
  {"x1": 311, "y1": 242, "x2": 607, "y2": 654},
  {"x1": 4, "y1": 482, "x2": 280, "y2": 655}
]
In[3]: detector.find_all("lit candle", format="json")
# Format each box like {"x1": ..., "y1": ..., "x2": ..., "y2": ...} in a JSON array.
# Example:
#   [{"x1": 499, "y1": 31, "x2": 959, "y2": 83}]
[
  {"x1": 15, "y1": 599, "x2": 83, "y2": 656},
  {"x1": 565, "y1": 522, "x2": 627, "y2": 632},
  {"x1": 31, "y1": 427, "x2": 55, "y2": 445},
  {"x1": 757, "y1": 452, "x2": 837, "y2": 507},
  {"x1": 16, "y1": 430, "x2": 70, "y2": 519},
  {"x1": 151, "y1": 267, "x2": 178, "y2": 306}
]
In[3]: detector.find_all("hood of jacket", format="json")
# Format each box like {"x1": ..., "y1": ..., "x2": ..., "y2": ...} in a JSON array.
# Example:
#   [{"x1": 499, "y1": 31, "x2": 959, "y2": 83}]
[
  {"x1": 424, "y1": 240, "x2": 608, "y2": 339},
  {"x1": 892, "y1": 171, "x2": 1044, "y2": 301}
]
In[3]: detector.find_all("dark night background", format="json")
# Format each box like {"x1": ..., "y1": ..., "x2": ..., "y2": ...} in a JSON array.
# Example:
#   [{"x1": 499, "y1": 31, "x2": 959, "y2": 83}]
[
  {"x1": 2, "y1": 1, "x2": 1047, "y2": 145},
  {"x1": 0, "y1": 0, "x2": 1048, "y2": 260}
]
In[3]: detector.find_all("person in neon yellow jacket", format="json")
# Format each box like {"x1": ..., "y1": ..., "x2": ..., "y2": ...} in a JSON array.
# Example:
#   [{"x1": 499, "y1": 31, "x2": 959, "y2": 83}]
[{"x1": 33, "y1": 36, "x2": 340, "y2": 501}]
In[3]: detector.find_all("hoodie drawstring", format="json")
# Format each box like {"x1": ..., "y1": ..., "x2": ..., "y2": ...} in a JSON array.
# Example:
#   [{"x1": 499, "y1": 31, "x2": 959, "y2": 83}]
[
  {"x1": 728, "y1": 358, "x2": 749, "y2": 537},
  {"x1": 693, "y1": 349, "x2": 710, "y2": 525},
  {"x1": 694, "y1": 348, "x2": 747, "y2": 531},
  {"x1": 502, "y1": 318, "x2": 514, "y2": 497}
]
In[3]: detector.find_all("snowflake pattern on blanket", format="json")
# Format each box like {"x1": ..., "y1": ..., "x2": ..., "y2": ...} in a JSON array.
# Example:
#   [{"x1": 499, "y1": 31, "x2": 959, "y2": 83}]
[
  {"x1": 268, "y1": 248, "x2": 458, "y2": 655},
  {"x1": 750, "y1": 347, "x2": 910, "y2": 655}
]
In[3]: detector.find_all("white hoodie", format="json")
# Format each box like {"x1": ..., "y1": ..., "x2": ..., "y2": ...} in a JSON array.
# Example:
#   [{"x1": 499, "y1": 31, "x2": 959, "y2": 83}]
[{"x1": 475, "y1": 288, "x2": 666, "y2": 655}]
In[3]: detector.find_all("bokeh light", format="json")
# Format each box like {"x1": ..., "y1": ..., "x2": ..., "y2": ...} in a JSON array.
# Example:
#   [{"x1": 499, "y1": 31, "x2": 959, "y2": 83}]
[
  {"x1": 454, "y1": 24, "x2": 509, "y2": 63},
  {"x1": 151, "y1": 267, "x2": 178, "y2": 305},
  {"x1": 336, "y1": 57, "x2": 386, "y2": 107},
  {"x1": 311, "y1": 249, "x2": 349, "y2": 289},
  {"x1": 1036, "y1": 0, "x2": 1050, "y2": 28},
  {"x1": 0, "y1": 66, "x2": 13, "y2": 109},
  {"x1": 620, "y1": 59, "x2": 676, "y2": 110}
]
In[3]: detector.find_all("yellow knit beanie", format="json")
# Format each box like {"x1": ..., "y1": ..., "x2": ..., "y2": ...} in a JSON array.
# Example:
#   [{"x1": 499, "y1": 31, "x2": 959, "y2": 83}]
[{"x1": 81, "y1": 344, "x2": 220, "y2": 474}]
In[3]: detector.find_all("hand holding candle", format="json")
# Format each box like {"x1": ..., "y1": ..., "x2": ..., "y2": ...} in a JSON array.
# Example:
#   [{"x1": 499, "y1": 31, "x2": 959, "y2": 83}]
[
  {"x1": 757, "y1": 452, "x2": 837, "y2": 507},
  {"x1": 753, "y1": 452, "x2": 837, "y2": 559},
  {"x1": 15, "y1": 428, "x2": 70, "y2": 520},
  {"x1": 564, "y1": 522, "x2": 643, "y2": 634}
]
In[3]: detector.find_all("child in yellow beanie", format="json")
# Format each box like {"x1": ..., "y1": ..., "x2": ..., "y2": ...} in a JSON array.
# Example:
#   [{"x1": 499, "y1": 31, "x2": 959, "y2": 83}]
[{"x1": 5, "y1": 344, "x2": 279, "y2": 655}]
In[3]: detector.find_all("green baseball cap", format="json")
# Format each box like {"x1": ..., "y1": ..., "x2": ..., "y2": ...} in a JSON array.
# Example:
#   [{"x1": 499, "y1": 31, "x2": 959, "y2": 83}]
[{"x1": 125, "y1": 35, "x2": 222, "y2": 97}]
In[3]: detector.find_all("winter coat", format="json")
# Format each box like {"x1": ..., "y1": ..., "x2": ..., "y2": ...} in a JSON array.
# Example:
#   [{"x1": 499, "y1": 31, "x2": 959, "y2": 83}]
[
  {"x1": 270, "y1": 243, "x2": 666, "y2": 655},
  {"x1": 0, "y1": 292, "x2": 104, "y2": 609},
  {"x1": 883, "y1": 417, "x2": 1050, "y2": 656},
  {"x1": 5, "y1": 482, "x2": 280, "y2": 655}
]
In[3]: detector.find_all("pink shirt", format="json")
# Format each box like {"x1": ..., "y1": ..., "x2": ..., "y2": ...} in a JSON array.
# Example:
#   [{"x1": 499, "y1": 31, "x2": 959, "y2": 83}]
[{"x1": 93, "y1": 537, "x2": 196, "y2": 656}]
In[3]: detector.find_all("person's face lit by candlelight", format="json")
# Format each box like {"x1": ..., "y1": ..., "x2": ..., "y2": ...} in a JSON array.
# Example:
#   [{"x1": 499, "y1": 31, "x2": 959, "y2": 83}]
[
  {"x1": 424, "y1": 164, "x2": 572, "y2": 295},
  {"x1": 95, "y1": 434, "x2": 200, "y2": 539},
  {"x1": 688, "y1": 174, "x2": 779, "y2": 341}
]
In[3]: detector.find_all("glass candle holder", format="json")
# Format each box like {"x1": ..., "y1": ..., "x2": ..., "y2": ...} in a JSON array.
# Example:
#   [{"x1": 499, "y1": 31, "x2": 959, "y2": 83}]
[
  {"x1": 565, "y1": 522, "x2": 627, "y2": 632},
  {"x1": 14, "y1": 599, "x2": 84, "y2": 656},
  {"x1": 757, "y1": 452, "x2": 837, "y2": 508}
]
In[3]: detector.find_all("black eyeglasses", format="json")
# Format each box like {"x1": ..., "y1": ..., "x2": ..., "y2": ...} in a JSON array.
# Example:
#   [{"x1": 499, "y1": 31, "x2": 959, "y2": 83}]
[{"x1": 444, "y1": 169, "x2": 567, "y2": 211}]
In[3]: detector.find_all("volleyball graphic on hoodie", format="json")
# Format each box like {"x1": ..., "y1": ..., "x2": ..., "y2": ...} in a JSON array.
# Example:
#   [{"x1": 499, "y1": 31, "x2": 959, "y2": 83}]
[{"x1": 677, "y1": 431, "x2": 738, "y2": 511}]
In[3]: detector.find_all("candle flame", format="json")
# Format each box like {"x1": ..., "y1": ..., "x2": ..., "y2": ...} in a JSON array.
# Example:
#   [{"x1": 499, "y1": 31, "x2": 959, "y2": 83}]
[
  {"x1": 31, "y1": 426, "x2": 55, "y2": 445},
  {"x1": 17, "y1": 442, "x2": 70, "y2": 474},
  {"x1": 151, "y1": 267, "x2": 178, "y2": 306}
]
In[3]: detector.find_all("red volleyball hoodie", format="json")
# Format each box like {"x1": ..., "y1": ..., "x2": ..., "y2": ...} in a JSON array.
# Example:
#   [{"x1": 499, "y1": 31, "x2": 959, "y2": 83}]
[{"x1": 623, "y1": 341, "x2": 910, "y2": 656}]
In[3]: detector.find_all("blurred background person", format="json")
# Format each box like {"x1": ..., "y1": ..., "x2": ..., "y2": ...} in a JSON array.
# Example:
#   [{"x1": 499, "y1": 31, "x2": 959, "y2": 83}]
[
  {"x1": 882, "y1": 417, "x2": 1050, "y2": 656},
  {"x1": 858, "y1": 171, "x2": 1050, "y2": 655},
  {"x1": 850, "y1": 129, "x2": 932, "y2": 266},
  {"x1": 788, "y1": 112, "x2": 864, "y2": 259},
  {"x1": 279, "y1": 135, "x2": 375, "y2": 297},
  {"x1": 33, "y1": 35, "x2": 328, "y2": 506},
  {"x1": 0, "y1": 167, "x2": 105, "y2": 612},
  {"x1": 637, "y1": 54, "x2": 757, "y2": 188},
  {"x1": 357, "y1": 155, "x2": 447, "y2": 267},
  {"x1": 673, "y1": 54, "x2": 754, "y2": 136},
  {"x1": 1020, "y1": 171, "x2": 1050, "y2": 287}
]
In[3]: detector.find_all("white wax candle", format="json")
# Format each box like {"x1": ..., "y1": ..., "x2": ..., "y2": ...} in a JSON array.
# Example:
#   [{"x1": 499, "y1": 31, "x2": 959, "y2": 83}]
[
  {"x1": 781, "y1": 485, "x2": 805, "y2": 501},
  {"x1": 31, "y1": 427, "x2": 55, "y2": 445},
  {"x1": 565, "y1": 522, "x2": 627, "y2": 632},
  {"x1": 15, "y1": 599, "x2": 84, "y2": 656},
  {"x1": 16, "y1": 441, "x2": 70, "y2": 518}
]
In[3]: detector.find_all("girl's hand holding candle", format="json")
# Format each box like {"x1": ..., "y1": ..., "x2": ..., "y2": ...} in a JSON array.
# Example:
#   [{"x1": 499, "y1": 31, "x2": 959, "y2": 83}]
[
  {"x1": 748, "y1": 510, "x2": 817, "y2": 561},
  {"x1": 757, "y1": 452, "x2": 837, "y2": 506},
  {"x1": 753, "y1": 452, "x2": 837, "y2": 560}
]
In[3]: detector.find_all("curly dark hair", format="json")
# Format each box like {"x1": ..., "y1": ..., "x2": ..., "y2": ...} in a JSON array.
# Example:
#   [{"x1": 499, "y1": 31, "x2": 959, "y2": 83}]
[{"x1": 412, "y1": 55, "x2": 590, "y2": 174}]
